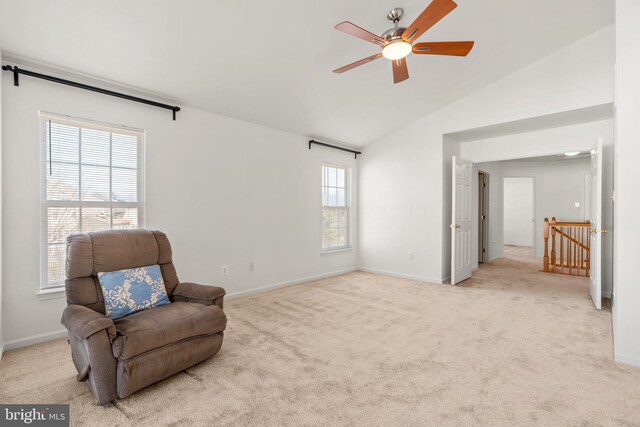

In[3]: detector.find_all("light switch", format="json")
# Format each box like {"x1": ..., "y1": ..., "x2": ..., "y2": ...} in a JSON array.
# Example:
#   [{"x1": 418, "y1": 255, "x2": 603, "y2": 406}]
[{"x1": 574, "y1": 202, "x2": 580, "y2": 207}]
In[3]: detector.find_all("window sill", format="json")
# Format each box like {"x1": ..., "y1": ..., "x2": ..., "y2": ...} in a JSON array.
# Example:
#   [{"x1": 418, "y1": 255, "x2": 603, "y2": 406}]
[
  {"x1": 321, "y1": 247, "x2": 354, "y2": 256},
  {"x1": 37, "y1": 287, "x2": 66, "y2": 301}
]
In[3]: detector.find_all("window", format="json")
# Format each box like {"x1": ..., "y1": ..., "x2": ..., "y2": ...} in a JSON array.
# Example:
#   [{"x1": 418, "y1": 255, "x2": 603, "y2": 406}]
[
  {"x1": 322, "y1": 164, "x2": 350, "y2": 252},
  {"x1": 40, "y1": 113, "x2": 145, "y2": 290}
]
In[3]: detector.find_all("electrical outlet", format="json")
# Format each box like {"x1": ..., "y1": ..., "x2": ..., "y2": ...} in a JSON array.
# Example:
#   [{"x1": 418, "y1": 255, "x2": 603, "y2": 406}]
[
  {"x1": 408, "y1": 252, "x2": 415, "y2": 261},
  {"x1": 221, "y1": 265, "x2": 228, "y2": 276},
  {"x1": 249, "y1": 262, "x2": 255, "y2": 272}
]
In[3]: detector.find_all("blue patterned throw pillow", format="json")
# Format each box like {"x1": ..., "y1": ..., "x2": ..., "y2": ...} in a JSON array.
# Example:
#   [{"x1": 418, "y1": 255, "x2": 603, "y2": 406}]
[{"x1": 98, "y1": 264, "x2": 170, "y2": 320}]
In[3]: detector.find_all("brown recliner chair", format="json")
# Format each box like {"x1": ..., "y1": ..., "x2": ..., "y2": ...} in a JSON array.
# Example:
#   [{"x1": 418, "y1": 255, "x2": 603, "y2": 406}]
[{"x1": 60, "y1": 229, "x2": 227, "y2": 404}]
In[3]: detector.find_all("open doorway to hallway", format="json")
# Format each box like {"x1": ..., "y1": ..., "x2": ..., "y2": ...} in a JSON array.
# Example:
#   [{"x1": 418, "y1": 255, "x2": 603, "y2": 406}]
[
  {"x1": 474, "y1": 153, "x2": 590, "y2": 267},
  {"x1": 455, "y1": 152, "x2": 605, "y2": 308},
  {"x1": 450, "y1": 148, "x2": 609, "y2": 310}
]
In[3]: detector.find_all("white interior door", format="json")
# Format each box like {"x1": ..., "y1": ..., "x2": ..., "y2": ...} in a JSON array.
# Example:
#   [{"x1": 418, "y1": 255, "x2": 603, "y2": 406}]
[
  {"x1": 451, "y1": 156, "x2": 473, "y2": 285},
  {"x1": 589, "y1": 138, "x2": 603, "y2": 309},
  {"x1": 503, "y1": 177, "x2": 535, "y2": 247}
]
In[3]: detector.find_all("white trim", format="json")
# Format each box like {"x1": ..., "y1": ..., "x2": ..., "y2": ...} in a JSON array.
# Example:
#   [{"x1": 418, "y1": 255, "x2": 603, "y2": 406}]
[
  {"x1": 225, "y1": 267, "x2": 359, "y2": 300},
  {"x1": 602, "y1": 290, "x2": 612, "y2": 299},
  {"x1": 321, "y1": 247, "x2": 354, "y2": 256},
  {"x1": 321, "y1": 163, "x2": 352, "y2": 253},
  {"x1": 36, "y1": 287, "x2": 66, "y2": 300},
  {"x1": 0, "y1": 344, "x2": 4, "y2": 363},
  {"x1": 6, "y1": 269, "x2": 361, "y2": 350},
  {"x1": 3, "y1": 330, "x2": 68, "y2": 351},
  {"x1": 40, "y1": 111, "x2": 144, "y2": 135},
  {"x1": 489, "y1": 255, "x2": 503, "y2": 262},
  {"x1": 614, "y1": 352, "x2": 640, "y2": 369},
  {"x1": 358, "y1": 267, "x2": 445, "y2": 285}
]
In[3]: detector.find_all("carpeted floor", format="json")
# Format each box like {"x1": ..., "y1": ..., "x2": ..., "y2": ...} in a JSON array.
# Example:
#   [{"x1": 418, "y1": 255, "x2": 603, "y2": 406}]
[{"x1": 2, "y1": 253, "x2": 640, "y2": 426}]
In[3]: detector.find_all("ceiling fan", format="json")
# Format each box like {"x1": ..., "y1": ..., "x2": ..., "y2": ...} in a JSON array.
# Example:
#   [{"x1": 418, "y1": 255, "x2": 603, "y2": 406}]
[{"x1": 333, "y1": 0, "x2": 474, "y2": 84}]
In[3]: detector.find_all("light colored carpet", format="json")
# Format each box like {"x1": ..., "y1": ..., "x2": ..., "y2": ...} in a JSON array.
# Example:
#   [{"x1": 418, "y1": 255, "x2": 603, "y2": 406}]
[
  {"x1": 2, "y1": 257, "x2": 640, "y2": 426},
  {"x1": 503, "y1": 245, "x2": 534, "y2": 259}
]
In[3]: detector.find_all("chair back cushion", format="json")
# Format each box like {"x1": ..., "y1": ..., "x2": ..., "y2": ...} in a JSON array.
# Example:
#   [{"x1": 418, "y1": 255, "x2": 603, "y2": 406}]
[
  {"x1": 65, "y1": 230, "x2": 180, "y2": 313},
  {"x1": 98, "y1": 265, "x2": 171, "y2": 320}
]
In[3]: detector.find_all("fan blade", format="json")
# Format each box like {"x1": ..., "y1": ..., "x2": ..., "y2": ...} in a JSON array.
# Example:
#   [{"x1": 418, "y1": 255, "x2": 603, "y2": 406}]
[
  {"x1": 392, "y1": 58, "x2": 409, "y2": 84},
  {"x1": 335, "y1": 21, "x2": 388, "y2": 46},
  {"x1": 412, "y1": 41, "x2": 474, "y2": 56},
  {"x1": 402, "y1": 0, "x2": 458, "y2": 43},
  {"x1": 333, "y1": 53, "x2": 383, "y2": 74}
]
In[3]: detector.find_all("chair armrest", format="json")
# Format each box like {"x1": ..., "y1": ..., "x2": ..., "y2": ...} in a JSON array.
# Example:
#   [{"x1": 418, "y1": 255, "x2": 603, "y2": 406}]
[
  {"x1": 61, "y1": 304, "x2": 116, "y2": 342},
  {"x1": 172, "y1": 282, "x2": 226, "y2": 308}
]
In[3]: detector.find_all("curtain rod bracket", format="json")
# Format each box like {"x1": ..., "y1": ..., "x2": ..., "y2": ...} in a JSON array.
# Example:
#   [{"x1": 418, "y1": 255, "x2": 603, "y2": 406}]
[
  {"x1": 2, "y1": 65, "x2": 19, "y2": 86},
  {"x1": 2, "y1": 64, "x2": 180, "y2": 120},
  {"x1": 309, "y1": 140, "x2": 361, "y2": 159}
]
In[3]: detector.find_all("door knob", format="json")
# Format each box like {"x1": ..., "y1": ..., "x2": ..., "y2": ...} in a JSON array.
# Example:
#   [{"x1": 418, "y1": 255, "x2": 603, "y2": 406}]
[{"x1": 590, "y1": 229, "x2": 608, "y2": 234}]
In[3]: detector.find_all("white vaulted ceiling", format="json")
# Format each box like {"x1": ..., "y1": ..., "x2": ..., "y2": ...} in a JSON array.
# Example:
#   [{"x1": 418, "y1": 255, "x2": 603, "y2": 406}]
[{"x1": 0, "y1": 0, "x2": 614, "y2": 146}]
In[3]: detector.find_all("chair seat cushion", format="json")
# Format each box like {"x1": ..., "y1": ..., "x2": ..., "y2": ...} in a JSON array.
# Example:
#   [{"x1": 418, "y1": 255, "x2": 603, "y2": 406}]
[{"x1": 112, "y1": 302, "x2": 226, "y2": 360}]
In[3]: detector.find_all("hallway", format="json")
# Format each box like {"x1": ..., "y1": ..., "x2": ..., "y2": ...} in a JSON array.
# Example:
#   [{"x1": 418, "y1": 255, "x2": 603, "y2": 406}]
[
  {"x1": 469, "y1": 243, "x2": 593, "y2": 302},
  {"x1": 503, "y1": 245, "x2": 535, "y2": 260}
]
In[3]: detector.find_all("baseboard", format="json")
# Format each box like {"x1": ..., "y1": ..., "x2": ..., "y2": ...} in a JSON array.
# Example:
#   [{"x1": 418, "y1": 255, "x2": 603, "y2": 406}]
[
  {"x1": 603, "y1": 291, "x2": 612, "y2": 299},
  {"x1": 0, "y1": 343, "x2": 4, "y2": 363},
  {"x1": 358, "y1": 267, "x2": 444, "y2": 284},
  {"x1": 3, "y1": 330, "x2": 67, "y2": 351},
  {"x1": 225, "y1": 267, "x2": 359, "y2": 300},
  {"x1": 614, "y1": 352, "x2": 640, "y2": 368},
  {"x1": 4, "y1": 269, "x2": 360, "y2": 351},
  {"x1": 489, "y1": 255, "x2": 503, "y2": 262}
]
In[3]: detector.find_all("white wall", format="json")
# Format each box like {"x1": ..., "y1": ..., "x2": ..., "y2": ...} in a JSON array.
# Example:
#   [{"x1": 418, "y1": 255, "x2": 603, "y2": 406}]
[
  {"x1": 459, "y1": 120, "x2": 613, "y2": 163},
  {"x1": 614, "y1": 0, "x2": 640, "y2": 367},
  {"x1": 0, "y1": 48, "x2": 4, "y2": 359},
  {"x1": 359, "y1": 26, "x2": 614, "y2": 283},
  {"x1": 1, "y1": 64, "x2": 358, "y2": 348},
  {"x1": 503, "y1": 178, "x2": 534, "y2": 247}
]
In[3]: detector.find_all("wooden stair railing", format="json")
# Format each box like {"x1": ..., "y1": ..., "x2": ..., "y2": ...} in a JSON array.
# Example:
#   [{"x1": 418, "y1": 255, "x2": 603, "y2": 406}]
[{"x1": 543, "y1": 217, "x2": 590, "y2": 277}]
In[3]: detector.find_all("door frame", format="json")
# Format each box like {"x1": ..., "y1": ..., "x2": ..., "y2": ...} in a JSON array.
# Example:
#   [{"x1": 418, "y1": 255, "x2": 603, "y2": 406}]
[{"x1": 478, "y1": 171, "x2": 490, "y2": 263}]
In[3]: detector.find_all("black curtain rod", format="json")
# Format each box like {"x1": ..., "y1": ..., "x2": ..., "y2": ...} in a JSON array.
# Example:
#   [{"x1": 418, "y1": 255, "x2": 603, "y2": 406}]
[
  {"x1": 1, "y1": 64, "x2": 181, "y2": 120},
  {"x1": 309, "y1": 140, "x2": 361, "y2": 159}
]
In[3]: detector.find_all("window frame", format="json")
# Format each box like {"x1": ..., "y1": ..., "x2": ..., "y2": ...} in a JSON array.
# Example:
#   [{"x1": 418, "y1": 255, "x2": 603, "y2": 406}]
[
  {"x1": 321, "y1": 162, "x2": 352, "y2": 253},
  {"x1": 39, "y1": 112, "x2": 146, "y2": 291}
]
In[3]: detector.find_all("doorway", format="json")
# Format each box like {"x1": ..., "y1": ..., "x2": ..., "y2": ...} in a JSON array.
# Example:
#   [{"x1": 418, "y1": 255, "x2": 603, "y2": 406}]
[
  {"x1": 478, "y1": 171, "x2": 489, "y2": 263},
  {"x1": 503, "y1": 177, "x2": 535, "y2": 257}
]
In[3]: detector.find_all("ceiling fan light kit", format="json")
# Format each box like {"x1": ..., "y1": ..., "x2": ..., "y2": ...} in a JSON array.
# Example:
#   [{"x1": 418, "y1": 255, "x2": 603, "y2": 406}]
[
  {"x1": 333, "y1": 0, "x2": 474, "y2": 84},
  {"x1": 382, "y1": 40, "x2": 412, "y2": 60}
]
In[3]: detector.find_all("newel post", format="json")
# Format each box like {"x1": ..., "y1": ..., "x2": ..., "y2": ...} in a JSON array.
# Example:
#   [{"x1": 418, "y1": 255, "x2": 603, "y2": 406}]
[
  {"x1": 543, "y1": 218, "x2": 550, "y2": 272},
  {"x1": 550, "y1": 217, "x2": 557, "y2": 271}
]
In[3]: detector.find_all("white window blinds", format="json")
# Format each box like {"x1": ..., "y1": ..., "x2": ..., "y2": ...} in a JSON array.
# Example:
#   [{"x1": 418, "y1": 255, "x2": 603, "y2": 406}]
[
  {"x1": 322, "y1": 164, "x2": 351, "y2": 252},
  {"x1": 40, "y1": 113, "x2": 145, "y2": 289}
]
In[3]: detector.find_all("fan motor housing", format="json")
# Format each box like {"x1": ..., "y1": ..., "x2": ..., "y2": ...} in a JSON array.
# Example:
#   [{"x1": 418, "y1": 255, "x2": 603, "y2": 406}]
[{"x1": 382, "y1": 27, "x2": 407, "y2": 42}]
